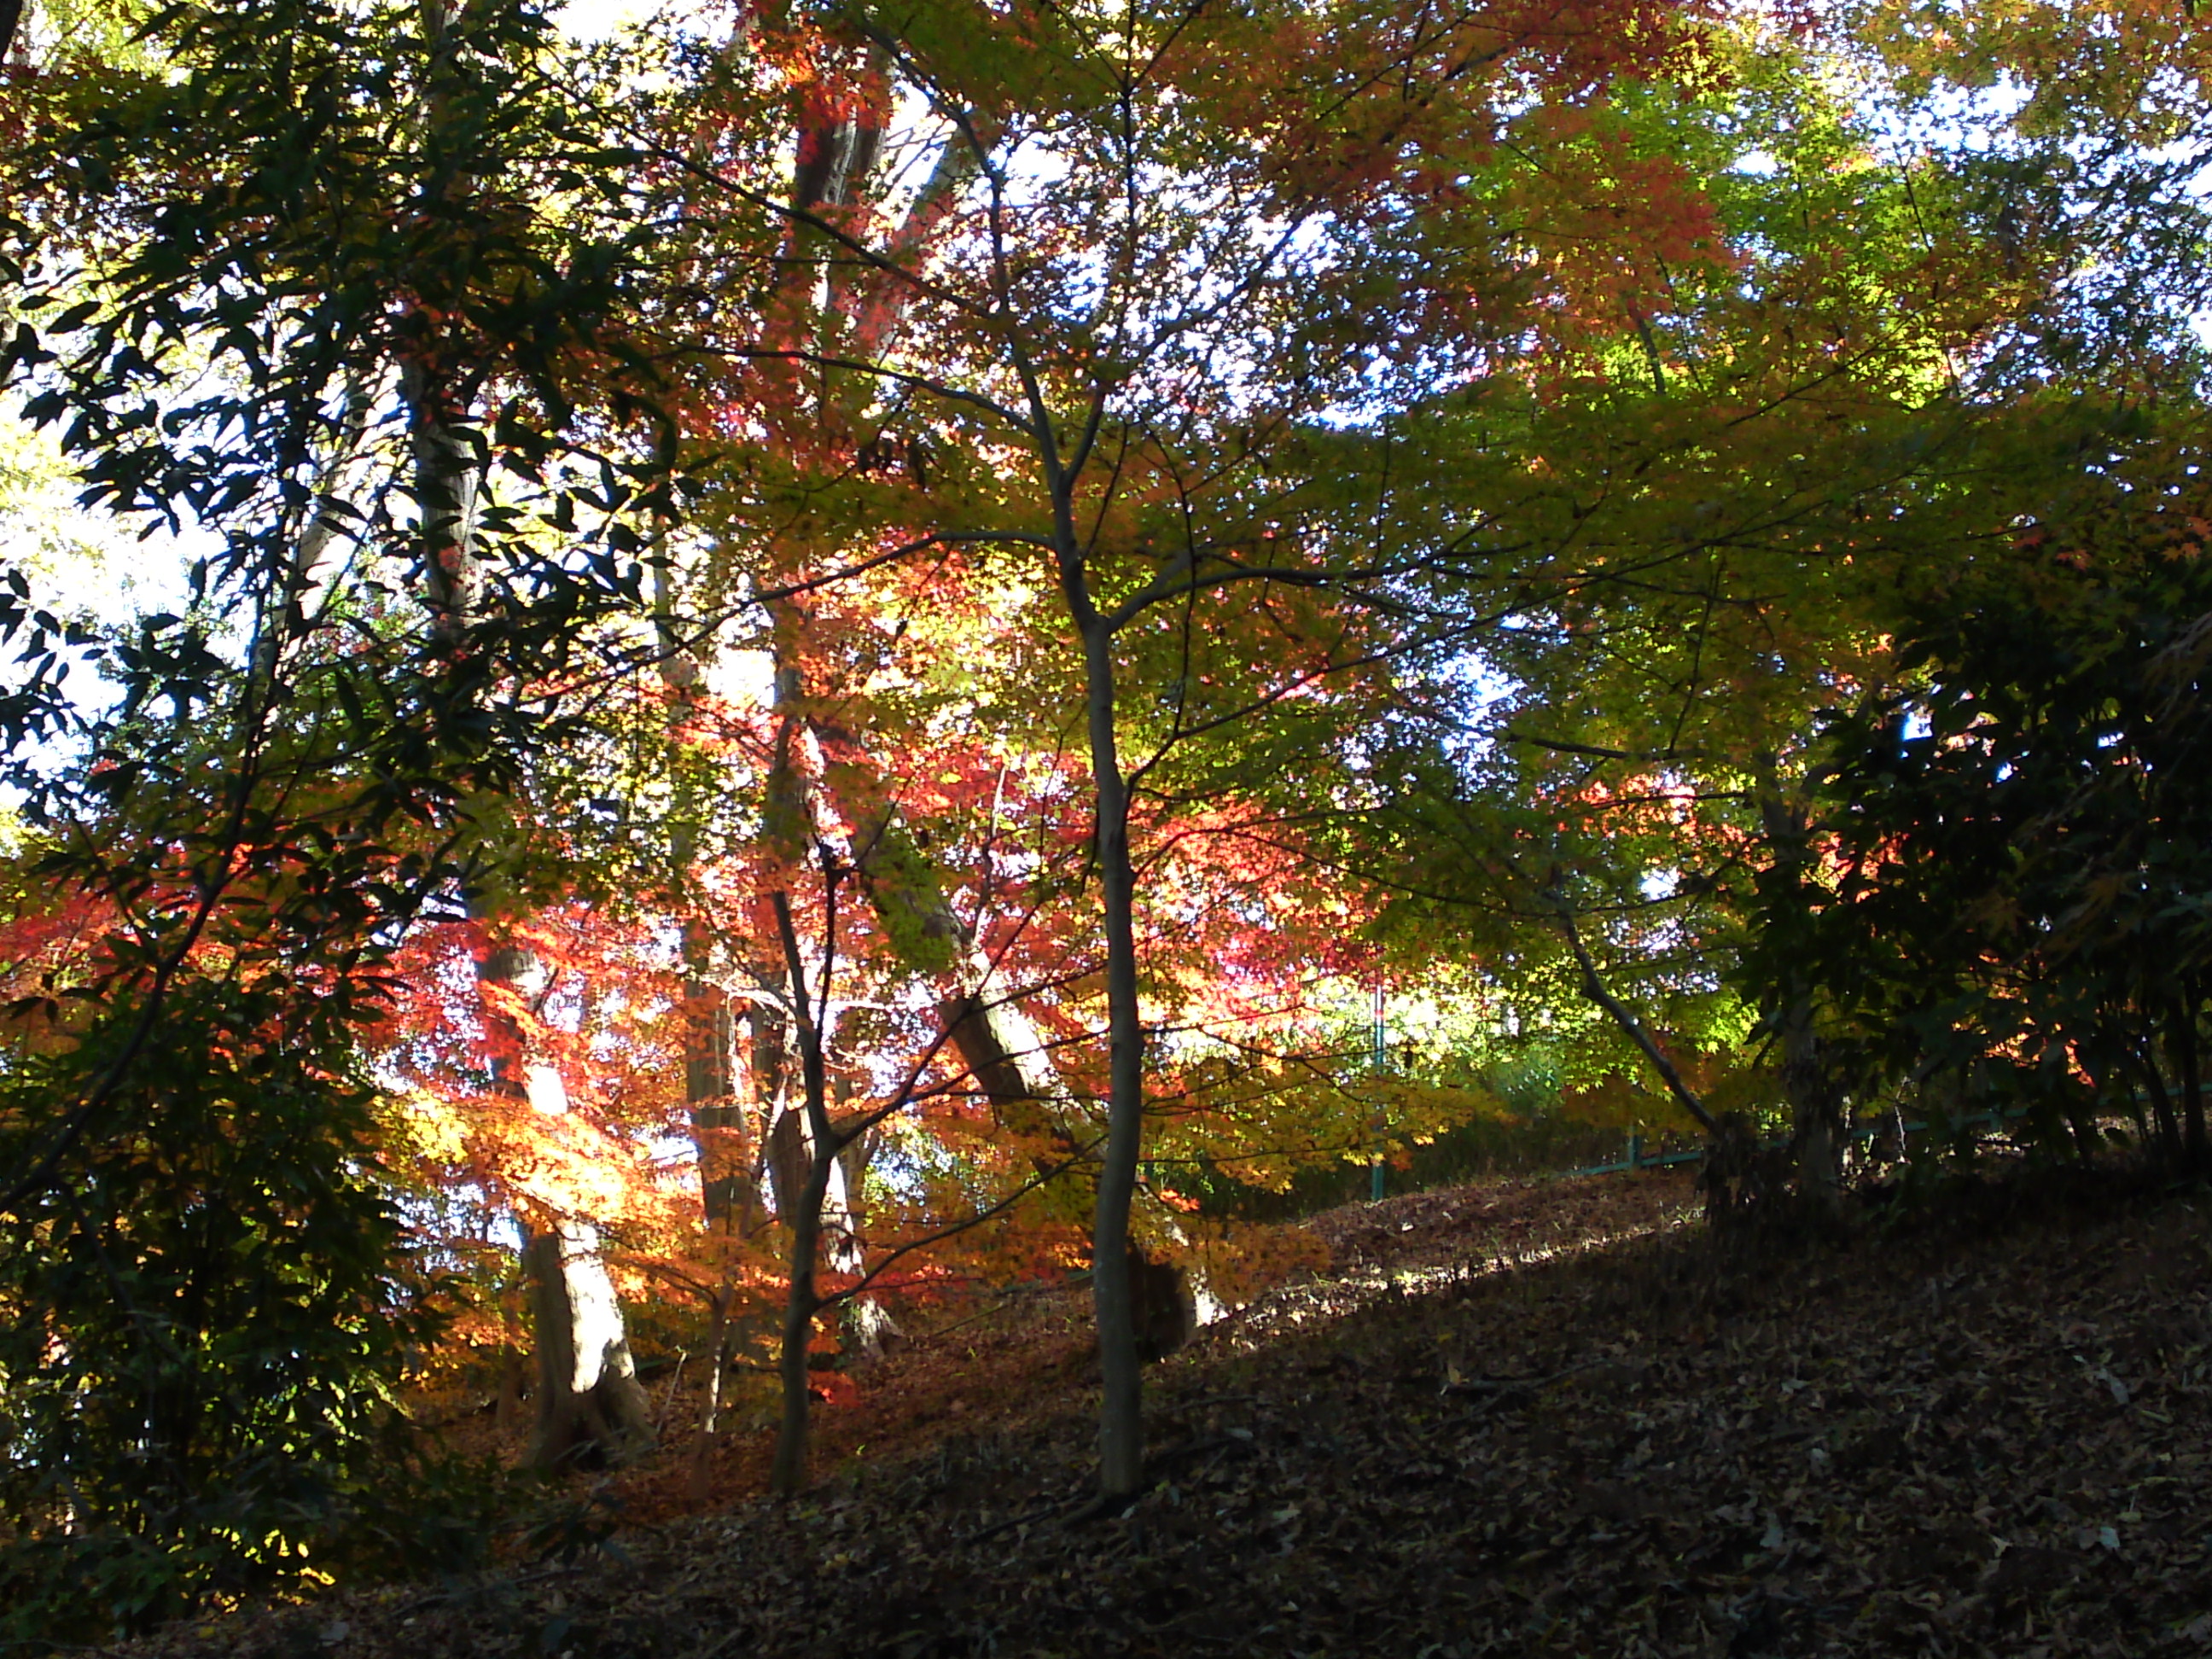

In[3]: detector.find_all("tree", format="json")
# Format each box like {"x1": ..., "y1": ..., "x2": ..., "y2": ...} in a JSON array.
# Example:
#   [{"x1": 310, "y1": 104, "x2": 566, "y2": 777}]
[
  {"x1": 1345, "y1": 13, "x2": 2092, "y2": 1207},
  {"x1": 1739, "y1": 409, "x2": 2212, "y2": 1174},
  {"x1": 637, "y1": 0, "x2": 1749, "y2": 1498},
  {"x1": 0, "y1": 0, "x2": 682, "y2": 1609}
]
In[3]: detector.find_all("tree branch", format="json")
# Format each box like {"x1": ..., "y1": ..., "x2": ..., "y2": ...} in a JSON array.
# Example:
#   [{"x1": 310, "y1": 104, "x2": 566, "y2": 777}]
[{"x1": 1550, "y1": 894, "x2": 1719, "y2": 1135}]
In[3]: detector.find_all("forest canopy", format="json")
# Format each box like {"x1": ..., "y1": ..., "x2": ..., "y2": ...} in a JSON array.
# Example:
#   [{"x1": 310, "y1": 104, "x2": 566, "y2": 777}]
[{"x1": 3, "y1": 0, "x2": 2210, "y2": 1639}]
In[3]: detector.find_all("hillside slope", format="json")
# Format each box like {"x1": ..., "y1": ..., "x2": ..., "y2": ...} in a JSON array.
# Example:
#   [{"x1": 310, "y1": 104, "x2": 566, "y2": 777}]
[{"x1": 144, "y1": 1170, "x2": 2212, "y2": 1658}]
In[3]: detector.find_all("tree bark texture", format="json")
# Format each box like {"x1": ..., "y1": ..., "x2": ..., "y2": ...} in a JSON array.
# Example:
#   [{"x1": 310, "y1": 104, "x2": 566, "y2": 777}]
[
  {"x1": 2174, "y1": 992, "x2": 2206, "y2": 1170},
  {"x1": 685, "y1": 963, "x2": 752, "y2": 1233},
  {"x1": 2132, "y1": 1040, "x2": 2184, "y2": 1167},
  {"x1": 1780, "y1": 1015, "x2": 1842, "y2": 1212},
  {"x1": 525, "y1": 1222, "x2": 655, "y2": 1470},
  {"x1": 769, "y1": 890, "x2": 837, "y2": 1498},
  {"x1": 1756, "y1": 775, "x2": 1844, "y2": 1209},
  {"x1": 480, "y1": 941, "x2": 657, "y2": 1469},
  {"x1": 652, "y1": 573, "x2": 765, "y2": 1238},
  {"x1": 1078, "y1": 615, "x2": 1148, "y2": 1499},
  {"x1": 688, "y1": 1281, "x2": 736, "y2": 1504}
]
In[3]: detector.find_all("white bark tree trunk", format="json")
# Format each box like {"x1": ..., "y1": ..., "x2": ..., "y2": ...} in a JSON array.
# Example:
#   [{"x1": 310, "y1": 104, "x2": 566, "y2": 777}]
[
  {"x1": 479, "y1": 943, "x2": 658, "y2": 1470},
  {"x1": 525, "y1": 1220, "x2": 655, "y2": 1470}
]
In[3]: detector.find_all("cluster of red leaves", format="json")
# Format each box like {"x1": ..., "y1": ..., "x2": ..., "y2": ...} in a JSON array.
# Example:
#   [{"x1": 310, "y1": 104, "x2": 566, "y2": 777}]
[{"x1": 132, "y1": 1163, "x2": 2212, "y2": 1659}]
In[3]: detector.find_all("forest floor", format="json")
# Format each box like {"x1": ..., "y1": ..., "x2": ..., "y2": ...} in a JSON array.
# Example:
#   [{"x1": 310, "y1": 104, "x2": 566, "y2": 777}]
[{"x1": 143, "y1": 1164, "x2": 2212, "y2": 1658}]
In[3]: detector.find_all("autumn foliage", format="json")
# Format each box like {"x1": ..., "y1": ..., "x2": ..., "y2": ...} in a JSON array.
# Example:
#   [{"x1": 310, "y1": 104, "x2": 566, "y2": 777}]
[{"x1": 3, "y1": 0, "x2": 2212, "y2": 1639}]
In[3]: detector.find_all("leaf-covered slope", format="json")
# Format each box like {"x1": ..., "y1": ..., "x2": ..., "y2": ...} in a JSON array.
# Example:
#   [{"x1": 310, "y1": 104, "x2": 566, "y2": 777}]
[{"x1": 143, "y1": 1171, "x2": 2212, "y2": 1658}]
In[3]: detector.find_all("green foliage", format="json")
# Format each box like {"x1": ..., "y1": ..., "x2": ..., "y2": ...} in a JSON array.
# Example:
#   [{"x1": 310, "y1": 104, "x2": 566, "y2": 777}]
[
  {"x1": 0, "y1": 981, "x2": 498, "y2": 1644},
  {"x1": 1736, "y1": 419, "x2": 2212, "y2": 1167},
  {"x1": 0, "y1": 0, "x2": 685, "y2": 1633},
  {"x1": 3, "y1": 0, "x2": 2210, "y2": 1612}
]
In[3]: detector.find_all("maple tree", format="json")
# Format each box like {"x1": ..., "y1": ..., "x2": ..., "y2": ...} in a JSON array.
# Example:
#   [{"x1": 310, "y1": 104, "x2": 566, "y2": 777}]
[
  {"x1": 629, "y1": 0, "x2": 1765, "y2": 1499},
  {"x1": 1336, "y1": 8, "x2": 2141, "y2": 1208}
]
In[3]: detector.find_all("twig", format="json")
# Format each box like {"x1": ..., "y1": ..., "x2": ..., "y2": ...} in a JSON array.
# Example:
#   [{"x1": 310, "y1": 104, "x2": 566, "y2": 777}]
[
  {"x1": 1438, "y1": 1356, "x2": 1609, "y2": 1400},
  {"x1": 958, "y1": 1493, "x2": 1093, "y2": 1545},
  {"x1": 655, "y1": 1352, "x2": 689, "y2": 1434},
  {"x1": 1055, "y1": 1487, "x2": 1148, "y2": 1528}
]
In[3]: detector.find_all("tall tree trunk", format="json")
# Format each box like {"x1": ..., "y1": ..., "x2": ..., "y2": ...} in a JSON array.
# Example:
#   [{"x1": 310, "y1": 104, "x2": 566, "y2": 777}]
[
  {"x1": 654, "y1": 594, "x2": 760, "y2": 1238},
  {"x1": 400, "y1": 44, "x2": 646, "y2": 1450},
  {"x1": 1075, "y1": 613, "x2": 1147, "y2": 1500},
  {"x1": 479, "y1": 940, "x2": 657, "y2": 1469},
  {"x1": 832, "y1": 1116, "x2": 897, "y2": 1359},
  {"x1": 1755, "y1": 765, "x2": 1843, "y2": 1212},
  {"x1": 771, "y1": 1185, "x2": 824, "y2": 1499},
  {"x1": 766, "y1": 1079, "x2": 892, "y2": 1357},
  {"x1": 2064, "y1": 1052, "x2": 2102, "y2": 1166},
  {"x1": 2175, "y1": 991, "x2": 2206, "y2": 1171},
  {"x1": 393, "y1": 0, "x2": 652, "y2": 1470},
  {"x1": 2130, "y1": 1038, "x2": 2183, "y2": 1167},
  {"x1": 524, "y1": 1220, "x2": 655, "y2": 1470},
  {"x1": 687, "y1": 1280, "x2": 736, "y2": 1504},
  {"x1": 768, "y1": 890, "x2": 840, "y2": 1499},
  {"x1": 673, "y1": 906, "x2": 748, "y2": 1495},
  {"x1": 1780, "y1": 1013, "x2": 1842, "y2": 1211},
  {"x1": 685, "y1": 954, "x2": 752, "y2": 1233}
]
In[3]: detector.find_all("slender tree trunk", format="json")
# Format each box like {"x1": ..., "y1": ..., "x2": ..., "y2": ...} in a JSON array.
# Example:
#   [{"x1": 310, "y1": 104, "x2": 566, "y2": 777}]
[
  {"x1": 769, "y1": 889, "x2": 839, "y2": 1499},
  {"x1": 688, "y1": 1280, "x2": 736, "y2": 1504},
  {"x1": 2064, "y1": 1052, "x2": 2102, "y2": 1165},
  {"x1": 2103, "y1": 1034, "x2": 2152, "y2": 1151},
  {"x1": 395, "y1": 0, "x2": 650, "y2": 1470},
  {"x1": 2175, "y1": 991, "x2": 2206, "y2": 1171},
  {"x1": 1552, "y1": 897, "x2": 1717, "y2": 1135},
  {"x1": 831, "y1": 1113, "x2": 897, "y2": 1359},
  {"x1": 493, "y1": 1346, "x2": 527, "y2": 1437},
  {"x1": 2130, "y1": 1039, "x2": 2183, "y2": 1167},
  {"x1": 1781, "y1": 1010, "x2": 1842, "y2": 1210},
  {"x1": 766, "y1": 1090, "x2": 895, "y2": 1376},
  {"x1": 249, "y1": 369, "x2": 375, "y2": 689},
  {"x1": 654, "y1": 561, "x2": 762, "y2": 1237},
  {"x1": 479, "y1": 941, "x2": 656, "y2": 1469},
  {"x1": 1020, "y1": 375, "x2": 1150, "y2": 1498},
  {"x1": 771, "y1": 1189, "x2": 824, "y2": 1499},
  {"x1": 1755, "y1": 765, "x2": 1843, "y2": 1212},
  {"x1": 1077, "y1": 614, "x2": 1148, "y2": 1499},
  {"x1": 765, "y1": 1098, "x2": 870, "y2": 1341},
  {"x1": 673, "y1": 809, "x2": 755, "y2": 1237},
  {"x1": 686, "y1": 959, "x2": 753, "y2": 1232}
]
